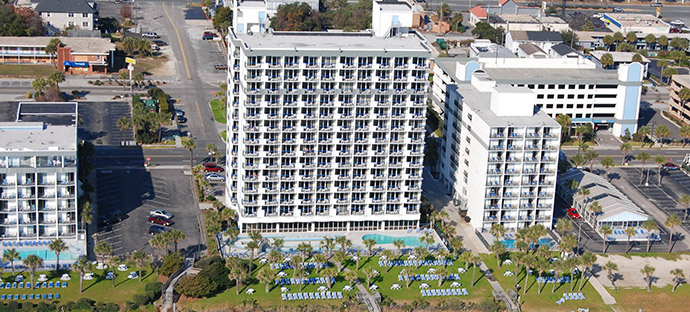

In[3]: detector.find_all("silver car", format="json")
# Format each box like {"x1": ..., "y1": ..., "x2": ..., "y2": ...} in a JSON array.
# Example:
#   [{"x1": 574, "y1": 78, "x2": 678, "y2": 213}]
[
  {"x1": 149, "y1": 209, "x2": 173, "y2": 219},
  {"x1": 204, "y1": 173, "x2": 226, "y2": 182}
]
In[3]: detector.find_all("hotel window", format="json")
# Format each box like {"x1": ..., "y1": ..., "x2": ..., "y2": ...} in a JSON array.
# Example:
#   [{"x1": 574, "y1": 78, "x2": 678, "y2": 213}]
[
  {"x1": 68, "y1": 21, "x2": 74, "y2": 26},
  {"x1": 68, "y1": 13, "x2": 74, "y2": 17},
  {"x1": 82, "y1": 22, "x2": 88, "y2": 27},
  {"x1": 83, "y1": 13, "x2": 89, "y2": 17}
]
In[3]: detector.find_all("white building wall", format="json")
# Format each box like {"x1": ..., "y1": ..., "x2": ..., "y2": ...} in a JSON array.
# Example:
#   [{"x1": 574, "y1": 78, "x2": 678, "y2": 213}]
[{"x1": 40, "y1": 12, "x2": 94, "y2": 31}]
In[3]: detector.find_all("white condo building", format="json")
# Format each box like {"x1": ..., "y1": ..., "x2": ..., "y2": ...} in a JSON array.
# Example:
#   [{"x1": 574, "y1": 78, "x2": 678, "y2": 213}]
[
  {"x1": 432, "y1": 61, "x2": 561, "y2": 231},
  {"x1": 231, "y1": 0, "x2": 320, "y2": 35},
  {"x1": 433, "y1": 57, "x2": 643, "y2": 138},
  {"x1": 0, "y1": 103, "x2": 85, "y2": 261},
  {"x1": 225, "y1": 4, "x2": 430, "y2": 233}
]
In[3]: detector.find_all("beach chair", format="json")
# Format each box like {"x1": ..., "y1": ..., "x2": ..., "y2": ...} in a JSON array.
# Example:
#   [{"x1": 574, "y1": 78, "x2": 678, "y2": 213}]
[
  {"x1": 18, "y1": 283, "x2": 22, "y2": 289},
  {"x1": 421, "y1": 290, "x2": 426, "y2": 296},
  {"x1": 25, "y1": 282, "x2": 30, "y2": 288},
  {"x1": 21, "y1": 294, "x2": 26, "y2": 300},
  {"x1": 41, "y1": 282, "x2": 47, "y2": 288},
  {"x1": 462, "y1": 288, "x2": 468, "y2": 296},
  {"x1": 11, "y1": 283, "x2": 16, "y2": 289},
  {"x1": 13, "y1": 294, "x2": 18, "y2": 300},
  {"x1": 29, "y1": 294, "x2": 34, "y2": 300},
  {"x1": 282, "y1": 293, "x2": 287, "y2": 301},
  {"x1": 579, "y1": 293, "x2": 585, "y2": 300},
  {"x1": 4, "y1": 283, "x2": 8, "y2": 289},
  {"x1": 309, "y1": 292, "x2": 314, "y2": 299},
  {"x1": 61, "y1": 282, "x2": 66, "y2": 288},
  {"x1": 556, "y1": 298, "x2": 564, "y2": 305},
  {"x1": 338, "y1": 292, "x2": 343, "y2": 299},
  {"x1": 55, "y1": 293, "x2": 60, "y2": 299},
  {"x1": 48, "y1": 282, "x2": 53, "y2": 288}
]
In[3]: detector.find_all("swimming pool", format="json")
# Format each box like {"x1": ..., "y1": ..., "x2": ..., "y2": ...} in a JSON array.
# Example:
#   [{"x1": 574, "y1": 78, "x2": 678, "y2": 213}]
[
  {"x1": 361, "y1": 234, "x2": 422, "y2": 247},
  {"x1": 501, "y1": 238, "x2": 553, "y2": 249},
  {"x1": 16, "y1": 249, "x2": 80, "y2": 261}
]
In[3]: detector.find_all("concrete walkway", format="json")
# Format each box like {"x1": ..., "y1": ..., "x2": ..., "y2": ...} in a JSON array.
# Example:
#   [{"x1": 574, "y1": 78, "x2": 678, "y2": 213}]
[{"x1": 587, "y1": 272, "x2": 617, "y2": 305}]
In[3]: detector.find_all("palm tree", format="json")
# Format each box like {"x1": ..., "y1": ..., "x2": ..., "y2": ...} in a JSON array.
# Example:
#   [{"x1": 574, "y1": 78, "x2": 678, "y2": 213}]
[
  {"x1": 579, "y1": 252, "x2": 597, "y2": 291},
  {"x1": 320, "y1": 237, "x2": 336, "y2": 259},
  {"x1": 414, "y1": 246, "x2": 428, "y2": 269},
  {"x1": 535, "y1": 257, "x2": 550, "y2": 294},
  {"x1": 344, "y1": 270, "x2": 359, "y2": 286},
  {"x1": 604, "y1": 261, "x2": 619, "y2": 290},
  {"x1": 380, "y1": 250, "x2": 395, "y2": 273},
  {"x1": 363, "y1": 238, "x2": 377, "y2": 259},
  {"x1": 552, "y1": 260, "x2": 567, "y2": 294},
  {"x1": 400, "y1": 268, "x2": 410, "y2": 288},
  {"x1": 490, "y1": 223, "x2": 506, "y2": 240},
  {"x1": 448, "y1": 236, "x2": 463, "y2": 259},
  {"x1": 585, "y1": 150, "x2": 599, "y2": 172},
  {"x1": 658, "y1": 35, "x2": 669, "y2": 49},
  {"x1": 620, "y1": 143, "x2": 632, "y2": 164},
  {"x1": 257, "y1": 266, "x2": 275, "y2": 293},
  {"x1": 181, "y1": 137, "x2": 196, "y2": 168},
  {"x1": 32, "y1": 78, "x2": 48, "y2": 99},
  {"x1": 641, "y1": 264, "x2": 655, "y2": 292},
  {"x1": 116, "y1": 117, "x2": 131, "y2": 144},
  {"x1": 79, "y1": 199, "x2": 93, "y2": 231},
  {"x1": 107, "y1": 256, "x2": 121, "y2": 288},
  {"x1": 654, "y1": 155, "x2": 667, "y2": 185},
  {"x1": 642, "y1": 219, "x2": 658, "y2": 252},
  {"x1": 392, "y1": 239, "x2": 405, "y2": 259},
  {"x1": 436, "y1": 249, "x2": 450, "y2": 268},
  {"x1": 588, "y1": 201, "x2": 602, "y2": 227},
  {"x1": 678, "y1": 124, "x2": 690, "y2": 147},
  {"x1": 48, "y1": 239, "x2": 68, "y2": 272},
  {"x1": 362, "y1": 267, "x2": 377, "y2": 287},
  {"x1": 322, "y1": 267, "x2": 337, "y2": 289},
  {"x1": 272, "y1": 238, "x2": 284, "y2": 252},
  {"x1": 130, "y1": 250, "x2": 148, "y2": 282},
  {"x1": 489, "y1": 241, "x2": 506, "y2": 268},
  {"x1": 72, "y1": 256, "x2": 92, "y2": 293},
  {"x1": 421, "y1": 232, "x2": 435, "y2": 251},
  {"x1": 522, "y1": 254, "x2": 536, "y2": 294},
  {"x1": 23, "y1": 254, "x2": 43, "y2": 289},
  {"x1": 664, "y1": 67, "x2": 678, "y2": 86},
  {"x1": 601, "y1": 157, "x2": 616, "y2": 181},
  {"x1": 600, "y1": 53, "x2": 614, "y2": 69},
  {"x1": 332, "y1": 251, "x2": 347, "y2": 273},
  {"x1": 149, "y1": 234, "x2": 167, "y2": 264},
  {"x1": 624, "y1": 227, "x2": 636, "y2": 253},
  {"x1": 556, "y1": 217, "x2": 573, "y2": 238},
  {"x1": 636, "y1": 152, "x2": 651, "y2": 184},
  {"x1": 559, "y1": 234, "x2": 578, "y2": 257},
  {"x1": 577, "y1": 187, "x2": 591, "y2": 216},
  {"x1": 335, "y1": 236, "x2": 352, "y2": 253},
  {"x1": 296, "y1": 242, "x2": 312, "y2": 260},
  {"x1": 681, "y1": 194, "x2": 690, "y2": 221},
  {"x1": 645, "y1": 33, "x2": 656, "y2": 49},
  {"x1": 2, "y1": 249, "x2": 20, "y2": 276},
  {"x1": 289, "y1": 255, "x2": 303, "y2": 281},
  {"x1": 94, "y1": 241, "x2": 113, "y2": 263},
  {"x1": 603, "y1": 35, "x2": 614, "y2": 50},
  {"x1": 206, "y1": 143, "x2": 217, "y2": 163},
  {"x1": 436, "y1": 266, "x2": 449, "y2": 288},
  {"x1": 354, "y1": 251, "x2": 362, "y2": 271},
  {"x1": 268, "y1": 250, "x2": 282, "y2": 266},
  {"x1": 437, "y1": 210, "x2": 449, "y2": 227},
  {"x1": 246, "y1": 240, "x2": 260, "y2": 275},
  {"x1": 671, "y1": 268, "x2": 685, "y2": 293},
  {"x1": 657, "y1": 59, "x2": 669, "y2": 82},
  {"x1": 228, "y1": 263, "x2": 248, "y2": 295},
  {"x1": 665, "y1": 214, "x2": 682, "y2": 252},
  {"x1": 167, "y1": 229, "x2": 186, "y2": 253},
  {"x1": 566, "y1": 257, "x2": 579, "y2": 291},
  {"x1": 655, "y1": 125, "x2": 671, "y2": 147},
  {"x1": 600, "y1": 226, "x2": 613, "y2": 253},
  {"x1": 312, "y1": 254, "x2": 326, "y2": 274}
]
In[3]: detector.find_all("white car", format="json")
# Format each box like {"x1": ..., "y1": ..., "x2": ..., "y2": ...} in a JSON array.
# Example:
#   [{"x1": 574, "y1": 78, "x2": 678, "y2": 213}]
[
  {"x1": 142, "y1": 32, "x2": 160, "y2": 39},
  {"x1": 149, "y1": 209, "x2": 173, "y2": 219},
  {"x1": 671, "y1": 20, "x2": 684, "y2": 26},
  {"x1": 204, "y1": 173, "x2": 226, "y2": 182},
  {"x1": 592, "y1": 13, "x2": 603, "y2": 19}
]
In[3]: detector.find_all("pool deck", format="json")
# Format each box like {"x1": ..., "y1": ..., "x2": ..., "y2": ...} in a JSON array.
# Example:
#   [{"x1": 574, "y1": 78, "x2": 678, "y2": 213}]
[
  {"x1": 478, "y1": 232, "x2": 559, "y2": 250},
  {"x1": 223, "y1": 229, "x2": 444, "y2": 254}
]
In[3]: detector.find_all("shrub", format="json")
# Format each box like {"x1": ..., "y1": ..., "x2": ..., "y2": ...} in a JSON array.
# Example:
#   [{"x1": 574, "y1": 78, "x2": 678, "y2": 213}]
[
  {"x1": 205, "y1": 195, "x2": 216, "y2": 202},
  {"x1": 195, "y1": 255, "x2": 224, "y2": 269},
  {"x1": 132, "y1": 294, "x2": 150, "y2": 306},
  {"x1": 159, "y1": 253, "x2": 184, "y2": 277},
  {"x1": 87, "y1": 80, "x2": 93, "y2": 84},
  {"x1": 158, "y1": 94, "x2": 170, "y2": 114},
  {"x1": 145, "y1": 281, "x2": 163, "y2": 301},
  {"x1": 94, "y1": 301, "x2": 120, "y2": 312},
  {"x1": 93, "y1": 80, "x2": 102, "y2": 86},
  {"x1": 198, "y1": 261, "x2": 231, "y2": 290},
  {"x1": 147, "y1": 87, "x2": 166, "y2": 99},
  {"x1": 25, "y1": 91, "x2": 31, "y2": 99},
  {"x1": 176, "y1": 274, "x2": 217, "y2": 298}
]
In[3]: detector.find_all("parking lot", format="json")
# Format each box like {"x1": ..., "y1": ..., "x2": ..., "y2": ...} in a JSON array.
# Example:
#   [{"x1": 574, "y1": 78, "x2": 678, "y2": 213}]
[
  {"x1": 94, "y1": 168, "x2": 201, "y2": 257},
  {"x1": 78, "y1": 101, "x2": 134, "y2": 146}
]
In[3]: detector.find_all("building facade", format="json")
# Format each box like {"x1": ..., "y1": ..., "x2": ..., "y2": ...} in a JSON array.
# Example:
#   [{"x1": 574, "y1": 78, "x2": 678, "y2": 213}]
[
  {"x1": 226, "y1": 29, "x2": 432, "y2": 233},
  {"x1": 669, "y1": 74, "x2": 690, "y2": 123},
  {"x1": 0, "y1": 37, "x2": 116, "y2": 74},
  {"x1": 432, "y1": 61, "x2": 560, "y2": 231},
  {"x1": 435, "y1": 57, "x2": 643, "y2": 137},
  {"x1": 231, "y1": 0, "x2": 319, "y2": 35},
  {"x1": 0, "y1": 103, "x2": 79, "y2": 245},
  {"x1": 35, "y1": 0, "x2": 97, "y2": 34}
]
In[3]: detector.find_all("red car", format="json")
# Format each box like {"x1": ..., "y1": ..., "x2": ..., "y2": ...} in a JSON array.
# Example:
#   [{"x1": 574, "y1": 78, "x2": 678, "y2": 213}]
[
  {"x1": 567, "y1": 207, "x2": 581, "y2": 219},
  {"x1": 203, "y1": 163, "x2": 224, "y2": 172},
  {"x1": 148, "y1": 215, "x2": 172, "y2": 226}
]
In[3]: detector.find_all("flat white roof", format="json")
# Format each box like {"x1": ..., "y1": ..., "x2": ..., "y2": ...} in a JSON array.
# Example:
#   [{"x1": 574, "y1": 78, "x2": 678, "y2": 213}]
[
  {"x1": 590, "y1": 51, "x2": 650, "y2": 63},
  {"x1": 232, "y1": 31, "x2": 431, "y2": 52},
  {"x1": 0, "y1": 122, "x2": 76, "y2": 152},
  {"x1": 0, "y1": 36, "x2": 115, "y2": 54}
]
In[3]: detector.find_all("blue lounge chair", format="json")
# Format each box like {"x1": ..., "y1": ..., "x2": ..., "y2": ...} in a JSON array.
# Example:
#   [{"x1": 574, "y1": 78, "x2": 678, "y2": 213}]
[
  {"x1": 579, "y1": 293, "x2": 585, "y2": 300},
  {"x1": 41, "y1": 282, "x2": 47, "y2": 288},
  {"x1": 62, "y1": 282, "x2": 66, "y2": 288},
  {"x1": 11, "y1": 283, "x2": 16, "y2": 289},
  {"x1": 55, "y1": 293, "x2": 60, "y2": 299},
  {"x1": 56, "y1": 282, "x2": 61, "y2": 288},
  {"x1": 338, "y1": 292, "x2": 343, "y2": 299},
  {"x1": 21, "y1": 294, "x2": 26, "y2": 300},
  {"x1": 35, "y1": 282, "x2": 40, "y2": 288},
  {"x1": 47, "y1": 294, "x2": 53, "y2": 299},
  {"x1": 4, "y1": 283, "x2": 8, "y2": 289},
  {"x1": 28, "y1": 294, "x2": 33, "y2": 299},
  {"x1": 282, "y1": 293, "x2": 287, "y2": 301},
  {"x1": 48, "y1": 282, "x2": 53, "y2": 288},
  {"x1": 18, "y1": 283, "x2": 22, "y2": 289},
  {"x1": 1, "y1": 294, "x2": 5, "y2": 300},
  {"x1": 24, "y1": 282, "x2": 29, "y2": 288},
  {"x1": 13, "y1": 294, "x2": 18, "y2": 300},
  {"x1": 462, "y1": 288, "x2": 468, "y2": 296}
]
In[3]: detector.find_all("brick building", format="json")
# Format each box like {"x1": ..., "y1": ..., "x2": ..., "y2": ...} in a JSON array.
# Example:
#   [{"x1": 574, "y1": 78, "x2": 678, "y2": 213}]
[{"x1": 0, "y1": 37, "x2": 116, "y2": 74}]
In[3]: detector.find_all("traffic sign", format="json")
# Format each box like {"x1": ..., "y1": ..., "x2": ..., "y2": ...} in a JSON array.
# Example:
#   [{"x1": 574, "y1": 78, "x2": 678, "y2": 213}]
[{"x1": 125, "y1": 57, "x2": 137, "y2": 65}]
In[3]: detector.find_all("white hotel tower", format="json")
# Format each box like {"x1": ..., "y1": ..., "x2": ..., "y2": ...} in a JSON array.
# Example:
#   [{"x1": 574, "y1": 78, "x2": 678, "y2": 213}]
[{"x1": 225, "y1": 1, "x2": 431, "y2": 233}]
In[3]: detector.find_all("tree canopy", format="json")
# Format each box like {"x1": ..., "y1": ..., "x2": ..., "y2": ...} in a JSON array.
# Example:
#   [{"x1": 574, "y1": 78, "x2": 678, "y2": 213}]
[
  {"x1": 270, "y1": 2, "x2": 325, "y2": 31},
  {"x1": 471, "y1": 22, "x2": 504, "y2": 43},
  {"x1": 0, "y1": 5, "x2": 44, "y2": 36}
]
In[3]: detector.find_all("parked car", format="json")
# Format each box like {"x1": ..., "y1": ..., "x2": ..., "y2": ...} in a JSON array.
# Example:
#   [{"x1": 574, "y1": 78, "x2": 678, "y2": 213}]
[
  {"x1": 175, "y1": 108, "x2": 185, "y2": 117},
  {"x1": 670, "y1": 27, "x2": 683, "y2": 33},
  {"x1": 148, "y1": 225, "x2": 170, "y2": 235},
  {"x1": 526, "y1": 1, "x2": 539, "y2": 7},
  {"x1": 149, "y1": 209, "x2": 174, "y2": 219},
  {"x1": 651, "y1": 2, "x2": 663, "y2": 7},
  {"x1": 203, "y1": 163, "x2": 224, "y2": 172},
  {"x1": 592, "y1": 13, "x2": 603, "y2": 19},
  {"x1": 662, "y1": 162, "x2": 679, "y2": 170},
  {"x1": 671, "y1": 20, "x2": 684, "y2": 26},
  {"x1": 148, "y1": 215, "x2": 173, "y2": 226},
  {"x1": 142, "y1": 32, "x2": 160, "y2": 39},
  {"x1": 567, "y1": 207, "x2": 581, "y2": 219},
  {"x1": 101, "y1": 210, "x2": 124, "y2": 225},
  {"x1": 176, "y1": 115, "x2": 187, "y2": 123},
  {"x1": 204, "y1": 173, "x2": 226, "y2": 181},
  {"x1": 612, "y1": 7, "x2": 623, "y2": 13},
  {"x1": 214, "y1": 64, "x2": 228, "y2": 71},
  {"x1": 202, "y1": 32, "x2": 216, "y2": 40},
  {"x1": 153, "y1": 40, "x2": 167, "y2": 46}
]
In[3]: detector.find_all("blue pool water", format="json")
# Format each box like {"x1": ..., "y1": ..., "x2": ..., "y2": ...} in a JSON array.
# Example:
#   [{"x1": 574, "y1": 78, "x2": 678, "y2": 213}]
[
  {"x1": 501, "y1": 238, "x2": 553, "y2": 249},
  {"x1": 361, "y1": 234, "x2": 422, "y2": 247},
  {"x1": 17, "y1": 249, "x2": 79, "y2": 261}
]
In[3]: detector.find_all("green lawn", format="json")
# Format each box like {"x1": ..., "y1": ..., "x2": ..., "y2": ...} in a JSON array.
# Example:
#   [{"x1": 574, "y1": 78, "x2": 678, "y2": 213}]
[
  {"x1": 0, "y1": 267, "x2": 156, "y2": 305},
  {"x1": 220, "y1": 130, "x2": 227, "y2": 142},
  {"x1": 610, "y1": 285, "x2": 690, "y2": 312},
  {"x1": 180, "y1": 255, "x2": 495, "y2": 310},
  {"x1": 209, "y1": 99, "x2": 226, "y2": 124},
  {"x1": 0, "y1": 64, "x2": 58, "y2": 78},
  {"x1": 481, "y1": 253, "x2": 610, "y2": 312}
]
